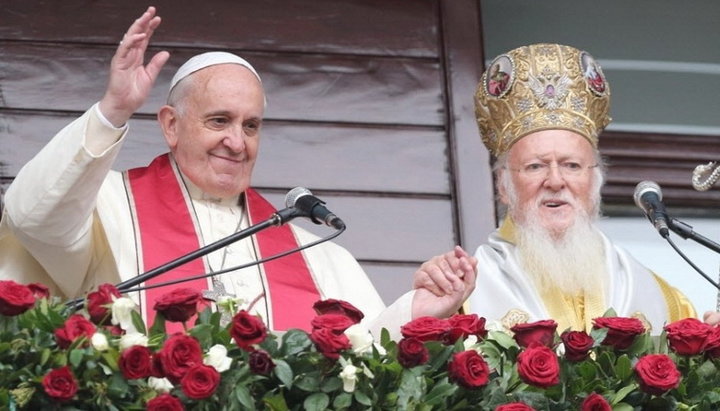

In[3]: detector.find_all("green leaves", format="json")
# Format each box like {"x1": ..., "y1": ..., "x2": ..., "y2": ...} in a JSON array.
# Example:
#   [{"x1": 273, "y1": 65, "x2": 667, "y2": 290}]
[
  {"x1": 304, "y1": 392, "x2": 330, "y2": 410},
  {"x1": 6, "y1": 291, "x2": 720, "y2": 410},
  {"x1": 273, "y1": 359, "x2": 294, "y2": 389}
]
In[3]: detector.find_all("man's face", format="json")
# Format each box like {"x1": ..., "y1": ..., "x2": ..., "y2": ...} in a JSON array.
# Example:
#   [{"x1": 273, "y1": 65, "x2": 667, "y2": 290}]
[
  {"x1": 499, "y1": 129, "x2": 599, "y2": 236},
  {"x1": 160, "y1": 64, "x2": 265, "y2": 198}
]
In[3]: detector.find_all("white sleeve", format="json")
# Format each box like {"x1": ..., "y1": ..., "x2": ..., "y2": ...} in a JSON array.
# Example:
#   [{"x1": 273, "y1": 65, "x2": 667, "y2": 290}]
[
  {"x1": 2, "y1": 105, "x2": 127, "y2": 296},
  {"x1": 367, "y1": 290, "x2": 414, "y2": 341}
]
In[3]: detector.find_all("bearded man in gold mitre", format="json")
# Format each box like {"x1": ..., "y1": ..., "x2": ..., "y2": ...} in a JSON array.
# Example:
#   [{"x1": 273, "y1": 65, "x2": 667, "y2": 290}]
[{"x1": 415, "y1": 43, "x2": 698, "y2": 333}]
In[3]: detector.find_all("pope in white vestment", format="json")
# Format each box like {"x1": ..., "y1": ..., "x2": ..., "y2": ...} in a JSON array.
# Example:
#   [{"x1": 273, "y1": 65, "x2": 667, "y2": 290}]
[
  {"x1": 0, "y1": 104, "x2": 415, "y2": 335},
  {"x1": 0, "y1": 19, "x2": 427, "y2": 337}
]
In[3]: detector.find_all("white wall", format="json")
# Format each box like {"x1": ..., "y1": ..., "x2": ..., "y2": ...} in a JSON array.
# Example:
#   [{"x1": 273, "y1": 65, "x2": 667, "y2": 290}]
[{"x1": 598, "y1": 217, "x2": 720, "y2": 317}]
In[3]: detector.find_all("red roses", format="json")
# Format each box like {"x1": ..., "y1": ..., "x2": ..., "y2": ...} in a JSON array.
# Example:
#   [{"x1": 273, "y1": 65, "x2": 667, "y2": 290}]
[
  {"x1": 146, "y1": 393, "x2": 184, "y2": 410},
  {"x1": 400, "y1": 316, "x2": 452, "y2": 342},
  {"x1": 119, "y1": 345, "x2": 154, "y2": 379},
  {"x1": 310, "y1": 326, "x2": 352, "y2": 360},
  {"x1": 0, "y1": 280, "x2": 36, "y2": 316},
  {"x1": 10, "y1": 277, "x2": 719, "y2": 409},
  {"x1": 561, "y1": 330, "x2": 594, "y2": 362},
  {"x1": 230, "y1": 310, "x2": 268, "y2": 351},
  {"x1": 592, "y1": 317, "x2": 645, "y2": 350},
  {"x1": 309, "y1": 299, "x2": 362, "y2": 359},
  {"x1": 516, "y1": 344, "x2": 560, "y2": 388},
  {"x1": 86, "y1": 283, "x2": 121, "y2": 325},
  {"x1": 156, "y1": 334, "x2": 204, "y2": 384},
  {"x1": 448, "y1": 350, "x2": 490, "y2": 388},
  {"x1": 181, "y1": 364, "x2": 221, "y2": 400},
  {"x1": 54, "y1": 314, "x2": 97, "y2": 349},
  {"x1": 154, "y1": 288, "x2": 204, "y2": 323},
  {"x1": 42, "y1": 366, "x2": 78, "y2": 402},
  {"x1": 511, "y1": 320, "x2": 557, "y2": 348},
  {"x1": 313, "y1": 299, "x2": 364, "y2": 323},
  {"x1": 400, "y1": 314, "x2": 487, "y2": 344},
  {"x1": 705, "y1": 326, "x2": 720, "y2": 358},
  {"x1": 634, "y1": 354, "x2": 681, "y2": 395},
  {"x1": 311, "y1": 313, "x2": 356, "y2": 334},
  {"x1": 249, "y1": 349, "x2": 276, "y2": 375},
  {"x1": 495, "y1": 403, "x2": 536, "y2": 411},
  {"x1": 397, "y1": 337, "x2": 430, "y2": 368},
  {"x1": 664, "y1": 318, "x2": 712, "y2": 355},
  {"x1": 581, "y1": 393, "x2": 611, "y2": 411}
]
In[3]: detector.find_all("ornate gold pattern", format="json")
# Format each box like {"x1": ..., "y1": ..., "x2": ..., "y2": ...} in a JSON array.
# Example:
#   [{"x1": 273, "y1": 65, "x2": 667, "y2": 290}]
[
  {"x1": 475, "y1": 43, "x2": 611, "y2": 156},
  {"x1": 500, "y1": 308, "x2": 530, "y2": 332}
]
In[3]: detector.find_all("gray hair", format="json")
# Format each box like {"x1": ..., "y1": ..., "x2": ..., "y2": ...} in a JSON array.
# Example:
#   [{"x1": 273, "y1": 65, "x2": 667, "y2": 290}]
[
  {"x1": 166, "y1": 75, "x2": 194, "y2": 116},
  {"x1": 494, "y1": 149, "x2": 607, "y2": 218},
  {"x1": 165, "y1": 67, "x2": 267, "y2": 116}
]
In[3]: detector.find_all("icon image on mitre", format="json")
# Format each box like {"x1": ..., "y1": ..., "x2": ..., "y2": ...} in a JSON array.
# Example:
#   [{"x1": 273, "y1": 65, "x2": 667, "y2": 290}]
[
  {"x1": 580, "y1": 51, "x2": 607, "y2": 95},
  {"x1": 485, "y1": 54, "x2": 514, "y2": 98}
]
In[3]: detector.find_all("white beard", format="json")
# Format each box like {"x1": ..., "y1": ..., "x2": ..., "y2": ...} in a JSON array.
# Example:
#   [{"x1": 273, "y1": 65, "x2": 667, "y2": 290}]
[{"x1": 514, "y1": 201, "x2": 607, "y2": 296}]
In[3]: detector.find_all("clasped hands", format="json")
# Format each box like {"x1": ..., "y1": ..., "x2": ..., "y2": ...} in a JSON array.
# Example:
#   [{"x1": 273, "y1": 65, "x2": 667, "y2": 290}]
[{"x1": 411, "y1": 246, "x2": 478, "y2": 319}]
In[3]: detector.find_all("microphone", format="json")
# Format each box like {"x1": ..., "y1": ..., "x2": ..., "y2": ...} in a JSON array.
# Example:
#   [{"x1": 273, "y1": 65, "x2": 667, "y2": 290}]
[
  {"x1": 285, "y1": 187, "x2": 346, "y2": 230},
  {"x1": 633, "y1": 181, "x2": 670, "y2": 238}
]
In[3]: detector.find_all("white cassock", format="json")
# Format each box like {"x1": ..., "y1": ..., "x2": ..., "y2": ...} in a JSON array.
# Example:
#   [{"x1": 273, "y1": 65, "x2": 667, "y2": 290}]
[
  {"x1": 0, "y1": 104, "x2": 414, "y2": 337},
  {"x1": 467, "y1": 218, "x2": 695, "y2": 333}
]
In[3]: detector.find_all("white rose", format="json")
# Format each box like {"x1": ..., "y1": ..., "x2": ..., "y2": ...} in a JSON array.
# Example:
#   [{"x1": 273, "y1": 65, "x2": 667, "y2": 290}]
[
  {"x1": 339, "y1": 363, "x2": 358, "y2": 393},
  {"x1": 485, "y1": 319, "x2": 506, "y2": 333},
  {"x1": 204, "y1": 344, "x2": 233, "y2": 373},
  {"x1": 91, "y1": 332, "x2": 109, "y2": 351},
  {"x1": 463, "y1": 334, "x2": 479, "y2": 351},
  {"x1": 344, "y1": 324, "x2": 374, "y2": 355},
  {"x1": 148, "y1": 377, "x2": 174, "y2": 393},
  {"x1": 119, "y1": 332, "x2": 149, "y2": 351},
  {"x1": 111, "y1": 297, "x2": 138, "y2": 333}
]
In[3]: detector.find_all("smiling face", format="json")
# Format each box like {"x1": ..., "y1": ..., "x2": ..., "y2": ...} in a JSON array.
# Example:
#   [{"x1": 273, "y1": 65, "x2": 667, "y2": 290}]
[
  {"x1": 498, "y1": 129, "x2": 601, "y2": 236},
  {"x1": 158, "y1": 64, "x2": 265, "y2": 198}
]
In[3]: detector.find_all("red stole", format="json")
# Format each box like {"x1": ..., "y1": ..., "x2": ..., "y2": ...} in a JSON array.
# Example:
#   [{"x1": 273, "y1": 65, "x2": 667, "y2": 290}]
[{"x1": 124, "y1": 154, "x2": 320, "y2": 331}]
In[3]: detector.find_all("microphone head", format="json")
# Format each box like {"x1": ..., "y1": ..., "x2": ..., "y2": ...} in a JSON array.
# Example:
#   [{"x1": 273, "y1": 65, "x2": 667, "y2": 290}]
[
  {"x1": 633, "y1": 180, "x2": 662, "y2": 210},
  {"x1": 285, "y1": 187, "x2": 313, "y2": 208}
]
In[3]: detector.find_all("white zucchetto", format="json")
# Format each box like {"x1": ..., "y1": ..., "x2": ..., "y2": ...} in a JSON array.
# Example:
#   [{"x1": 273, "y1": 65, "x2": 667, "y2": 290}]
[{"x1": 168, "y1": 51, "x2": 262, "y2": 95}]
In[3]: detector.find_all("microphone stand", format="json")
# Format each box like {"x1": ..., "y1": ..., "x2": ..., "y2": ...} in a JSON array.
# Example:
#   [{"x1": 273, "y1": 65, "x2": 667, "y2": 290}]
[
  {"x1": 664, "y1": 217, "x2": 720, "y2": 311},
  {"x1": 67, "y1": 207, "x2": 300, "y2": 310},
  {"x1": 668, "y1": 218, "x2": 720, "y2": 255}
]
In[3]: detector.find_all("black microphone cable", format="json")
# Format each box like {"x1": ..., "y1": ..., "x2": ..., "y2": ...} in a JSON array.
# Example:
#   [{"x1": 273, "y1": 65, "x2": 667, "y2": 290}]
[
  {"x1": 633, "y1": 180, "x2": 720, "y2": 292},
  {"x1": 662, "y1": 234, "x2": 720, "y2": 292},
  {"x1": 119, "y1": 223, "x2": 345, "y2": 294}
]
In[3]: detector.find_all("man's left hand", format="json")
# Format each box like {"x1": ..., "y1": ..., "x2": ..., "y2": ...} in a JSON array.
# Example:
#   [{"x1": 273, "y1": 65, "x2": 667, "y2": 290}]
[{"x1": 411, "y1": 246, "x2": 477, "y2": 319}]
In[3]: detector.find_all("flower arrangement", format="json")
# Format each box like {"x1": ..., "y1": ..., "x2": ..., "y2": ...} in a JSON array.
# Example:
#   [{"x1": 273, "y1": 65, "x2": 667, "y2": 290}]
[{"x1": 2, "y1": 279, "x2": 720, "y2": 410}]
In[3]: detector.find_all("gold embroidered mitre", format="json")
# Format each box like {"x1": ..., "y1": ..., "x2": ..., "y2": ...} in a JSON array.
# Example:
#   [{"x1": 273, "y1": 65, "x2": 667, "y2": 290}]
[{"x1": 475, "y1": 43, "x2": 612, "y2": 156}]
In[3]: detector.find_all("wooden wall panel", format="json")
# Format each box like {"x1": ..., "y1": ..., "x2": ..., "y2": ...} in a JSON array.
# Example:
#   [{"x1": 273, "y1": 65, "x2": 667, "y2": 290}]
[
  {"x1": 0, "y1": 0, "x2": 438, "y2": 58},
  {"x1": 0, "y1": 179, "x2": 8, "y2": 215},
  {"x1": 254, "y1": 124, "x2": 450, "y2": 194},
  {"x1": 440, "y1": 0, "x2": 497, "y2": 247},
  {"x1": 262, "y1": 193, "x2": 455, "y2": 262},
  {"x1": 1, "y1": 44, "x2": 444, "y2": 126},
  {"x1": 0, "y1": 114, "x2": 168, "y2": 176},
  {"x1": 600, "y1": 131, "x2": 720, "y2": 212},
  {"x1": 360, "y1": 263, "x2": 416, "y2": 304},
  {"x1": 0, "y1": 114, "x2": 450, "y2": 194}
]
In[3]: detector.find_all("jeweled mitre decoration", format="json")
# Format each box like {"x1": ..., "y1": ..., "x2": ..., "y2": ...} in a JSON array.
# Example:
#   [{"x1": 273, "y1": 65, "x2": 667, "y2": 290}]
[{"x1": 475, "y1": 43, "x2": 611, "y2": 156}]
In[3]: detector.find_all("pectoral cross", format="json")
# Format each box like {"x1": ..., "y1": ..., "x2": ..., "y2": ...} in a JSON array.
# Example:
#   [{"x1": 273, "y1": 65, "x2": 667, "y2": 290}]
[{"x1": 202, "y1": 278, "x2": 235, "y2": 325}]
